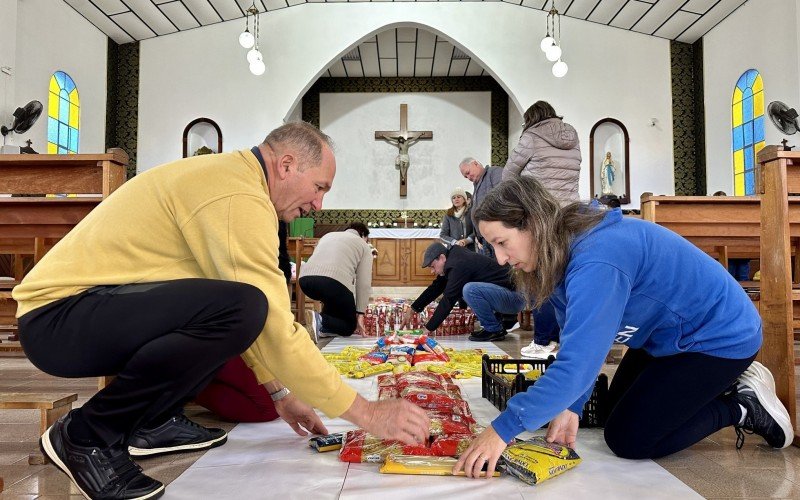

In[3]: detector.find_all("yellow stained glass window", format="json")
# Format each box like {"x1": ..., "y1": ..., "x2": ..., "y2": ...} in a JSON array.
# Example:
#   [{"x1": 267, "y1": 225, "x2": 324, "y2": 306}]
[
  {"x1": 731, "y1": 69, "x2": 764, "y2": 196},
  {"x1": 47, "y1": 71, "x2": 80, "y2": 154}
]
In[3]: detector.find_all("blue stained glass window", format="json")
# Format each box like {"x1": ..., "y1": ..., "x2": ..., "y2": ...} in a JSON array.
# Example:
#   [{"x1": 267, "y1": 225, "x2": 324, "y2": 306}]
[
  {"x1": 733, "y1": 126, "x2": 744, "y2": 150},
  {"x1": 47, "y1": 71, "x2": 79, "y2": 154},
  {"x1": 743, "y1": 97, "x2": 753, "y2": 122},
  {"x1": 744, "y1": 122, "x2": 753, "y2": 145},
  {"x1": 754, "y1": 119, "x2": 765, "y2": 143},
  {"x1": 732, "y1": 69, "x2": 764, "y2": 196},
  {"x1": 745, "y1": 171, "x2": 755, "y2": 193}
]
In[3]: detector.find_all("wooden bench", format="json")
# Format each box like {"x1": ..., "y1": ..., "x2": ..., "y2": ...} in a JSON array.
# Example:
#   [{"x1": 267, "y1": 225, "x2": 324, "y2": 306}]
[
  {"x1": 0, "y1": 392, "x2": 78, "y2": 464},
  {"x1": 293, "y1": 237, "x2": 319, "y2": 325},
  {"x1": 641, "y1": 147, "x2": 800, "y2": 445},
  {"x1": 0, "y1": 150, "x2": 128, "y2": 332}
]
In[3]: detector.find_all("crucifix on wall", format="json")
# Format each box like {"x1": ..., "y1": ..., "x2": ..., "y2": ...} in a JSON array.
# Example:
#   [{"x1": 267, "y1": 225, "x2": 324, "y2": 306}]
[{"x1": 375, "y1": 104, "x2": 433, "y2": 197}]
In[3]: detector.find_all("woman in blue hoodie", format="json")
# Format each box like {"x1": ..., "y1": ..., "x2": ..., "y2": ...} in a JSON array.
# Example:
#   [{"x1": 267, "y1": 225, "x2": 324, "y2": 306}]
[{"x1": 455, "y1": 176, "x2": 792, "y2": 479}]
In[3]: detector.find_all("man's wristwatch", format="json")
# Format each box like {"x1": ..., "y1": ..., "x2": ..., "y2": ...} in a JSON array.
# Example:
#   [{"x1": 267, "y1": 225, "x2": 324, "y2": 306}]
[{"x1": 269, "y1": 387, "x2": 291, "y2": 402}]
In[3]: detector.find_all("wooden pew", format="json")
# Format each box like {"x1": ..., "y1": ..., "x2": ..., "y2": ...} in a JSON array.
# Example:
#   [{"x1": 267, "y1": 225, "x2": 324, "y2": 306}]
[
  {"x1": 293, "y1": 237, "x2": 319, "y2": 325},
  {"x1": 757, "y1": 147, "x2": 800, "y2": 445}
]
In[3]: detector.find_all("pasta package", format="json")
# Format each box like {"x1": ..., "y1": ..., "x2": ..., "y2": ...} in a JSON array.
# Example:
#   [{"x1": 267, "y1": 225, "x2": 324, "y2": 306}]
[
  {"x1": 380, "y1": 455, "x2": 500, "y2": 477},
  {"x1": 501, "y1": 437, "x2": 581, "y2": 485}
]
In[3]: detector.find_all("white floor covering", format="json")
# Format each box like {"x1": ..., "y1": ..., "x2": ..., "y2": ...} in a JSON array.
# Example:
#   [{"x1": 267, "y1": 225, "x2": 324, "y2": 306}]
[{"x1": 163, "y1": 336, "x2": 701, "y2": 499}]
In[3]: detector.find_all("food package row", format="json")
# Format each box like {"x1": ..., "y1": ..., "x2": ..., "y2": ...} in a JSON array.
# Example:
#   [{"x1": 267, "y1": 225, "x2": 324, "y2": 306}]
[{"x1": 362, "y1": 301, "x2": 476, "y2": 337}]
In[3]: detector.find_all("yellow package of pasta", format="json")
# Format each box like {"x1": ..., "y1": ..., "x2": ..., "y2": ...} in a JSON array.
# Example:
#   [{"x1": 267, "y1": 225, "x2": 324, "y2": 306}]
[
  {"x1": 501, "y1": 436, "x2": 581, "y2": 485},
  {"x1": 380, "y1": 455, "x2": 500, "y2": 477}
]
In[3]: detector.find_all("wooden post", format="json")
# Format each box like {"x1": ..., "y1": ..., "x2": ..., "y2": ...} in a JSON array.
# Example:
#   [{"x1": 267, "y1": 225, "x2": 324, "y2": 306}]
[{"x1": 758, "y1": 147, "x2": 799, "y2": 445}]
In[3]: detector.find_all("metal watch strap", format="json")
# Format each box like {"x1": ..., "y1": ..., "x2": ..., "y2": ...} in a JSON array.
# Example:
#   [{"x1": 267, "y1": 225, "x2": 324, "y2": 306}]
[{"x1": 270, "y1": 387, "x2": 291, "y2": 402}]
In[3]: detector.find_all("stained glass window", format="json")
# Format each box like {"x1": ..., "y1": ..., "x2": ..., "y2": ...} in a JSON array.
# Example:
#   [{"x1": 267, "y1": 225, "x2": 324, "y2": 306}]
[
  {"x1": 47, "y1": 71, "x2": 80, "y2": 154},
  {"x1": 731, "y1": 69, "x2": 764, "y2": 196}
]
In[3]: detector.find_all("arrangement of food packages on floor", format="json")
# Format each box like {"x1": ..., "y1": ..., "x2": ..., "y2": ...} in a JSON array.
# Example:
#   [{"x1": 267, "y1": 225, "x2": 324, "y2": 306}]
[
  {"x1": 308, "y1": 367, "x2": 582, "y2": 485},
  {"x1": 363, "y1": 298, "x2": 476, "y2": 336},
  {"x1": 322, "y1": 330, "x2": 498, "y2": 379}
]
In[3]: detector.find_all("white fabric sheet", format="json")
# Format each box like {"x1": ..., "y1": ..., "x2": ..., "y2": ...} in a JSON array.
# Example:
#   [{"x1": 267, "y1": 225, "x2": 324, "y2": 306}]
[{"x1": 163, "y1": 336, "x2": 700, "y2": 499}]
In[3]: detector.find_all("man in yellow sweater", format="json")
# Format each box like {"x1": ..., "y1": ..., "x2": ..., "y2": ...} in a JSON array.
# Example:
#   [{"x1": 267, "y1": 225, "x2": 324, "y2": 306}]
[{"x1": 14, "y1": 122, "x2": 429, "y2": 500}]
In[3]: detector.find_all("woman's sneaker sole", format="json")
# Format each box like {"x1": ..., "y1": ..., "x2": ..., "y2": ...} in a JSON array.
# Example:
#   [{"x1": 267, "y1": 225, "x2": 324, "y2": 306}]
[{"x1": 744, "y1": 376, "x2": 794, "y2": 448}]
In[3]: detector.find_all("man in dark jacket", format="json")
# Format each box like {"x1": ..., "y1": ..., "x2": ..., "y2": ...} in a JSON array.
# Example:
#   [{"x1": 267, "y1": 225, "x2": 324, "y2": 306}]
[
  {"x1": 403, "y1": 242, "x2": 515, "y2": 341},
  {"x1": 458, "y1": 158, "x2": 504, "y2": 258}
]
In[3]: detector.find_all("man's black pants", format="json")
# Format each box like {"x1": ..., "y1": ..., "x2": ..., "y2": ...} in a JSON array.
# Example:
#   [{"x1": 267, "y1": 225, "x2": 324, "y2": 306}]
[{"x1": 19, "y1": 279, "x2": 267, "y2": 447}]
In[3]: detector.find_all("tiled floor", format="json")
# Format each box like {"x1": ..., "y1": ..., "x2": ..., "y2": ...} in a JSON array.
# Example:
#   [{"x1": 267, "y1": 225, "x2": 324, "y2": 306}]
[{"x1": 2, "y1": 325, "x2": 800, "y2": 498}]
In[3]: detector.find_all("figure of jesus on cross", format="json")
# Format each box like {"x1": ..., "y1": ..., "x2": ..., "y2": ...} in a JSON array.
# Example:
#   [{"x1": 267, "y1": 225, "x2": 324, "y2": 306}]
[{"x1": 375, "y1": 104, "x2": 433, "y2": 197}]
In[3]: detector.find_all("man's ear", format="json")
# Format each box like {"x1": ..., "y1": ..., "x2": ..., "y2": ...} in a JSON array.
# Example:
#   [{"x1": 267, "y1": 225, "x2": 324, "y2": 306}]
[{"x1": 276, "y1": 154, "x2": 295, "y2": 180}]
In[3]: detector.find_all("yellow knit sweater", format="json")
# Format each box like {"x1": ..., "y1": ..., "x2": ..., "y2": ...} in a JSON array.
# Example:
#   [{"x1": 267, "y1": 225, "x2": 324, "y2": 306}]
[{"x1": 13, "y1": 150, "x2": 356, "y2": 417}]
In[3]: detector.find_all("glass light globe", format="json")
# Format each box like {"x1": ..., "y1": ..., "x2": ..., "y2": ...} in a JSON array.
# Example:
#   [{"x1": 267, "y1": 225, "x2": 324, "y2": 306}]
[
  {"x1": 246, "y1": 48, "x2": 262, "y2": 64},
  {"x1": 552, "y1": 60, "x2": 568, "y2": 78},
  {"x1": 250, "y1": 59, "x2": 266, "y2": 76},
  {"x1": 545, "y1": 44, "x2": 562, "y2": 62},
  {"x1": 239, "y1": 30, "x2": 254, "y2": 49},
  {"x1": 540, "y1": 36, "x2": 555, "y2": 52}
]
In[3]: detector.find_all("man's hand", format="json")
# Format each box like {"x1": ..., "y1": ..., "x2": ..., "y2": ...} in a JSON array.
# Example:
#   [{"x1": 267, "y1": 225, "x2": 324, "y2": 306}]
[
  {"x1": 546, "y1": 409, "x2": 579, "y2": 448},
  {"x1": 456, "y1": 239, "x2": 467, "y2": 247},
  {"x1": 453, "y1": 425, "x2": 507, "y2": 479},
  {"x1": 401, "y1": 307, "x2": 414, "y2": 328},
  {"x1": 341, "y1": 395, "x2": 429, "y2": 445},
  {"x1": 274, "y1": 393, "x2": 328, "y2": 437},
  {"x1": 355, "y1": 314, "x2": 366, "y2": 336}
]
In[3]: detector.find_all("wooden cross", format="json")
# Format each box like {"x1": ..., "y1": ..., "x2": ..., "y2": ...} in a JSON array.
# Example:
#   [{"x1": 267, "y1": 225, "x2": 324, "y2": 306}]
[{"x1": 375, "y1": 104, "x2": 433, "y2": 197}]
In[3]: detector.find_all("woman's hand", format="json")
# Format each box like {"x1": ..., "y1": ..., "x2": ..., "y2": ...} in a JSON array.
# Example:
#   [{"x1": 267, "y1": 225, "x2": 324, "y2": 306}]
[
  {"x1": 274, "y1": 394, "x2": 328, "y2": 437},
  {"x1": 546, "y1": 409, "x2": 579, "y2": 448},
  {"x1": 453, "y1": 426, "x2": 507, "y2": 479}
]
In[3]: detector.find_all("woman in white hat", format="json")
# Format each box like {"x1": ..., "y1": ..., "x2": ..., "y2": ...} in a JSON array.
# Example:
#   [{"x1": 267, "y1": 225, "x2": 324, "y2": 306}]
[{"x1": 439, "y1": 187, "x2": 474, "y2": 251}]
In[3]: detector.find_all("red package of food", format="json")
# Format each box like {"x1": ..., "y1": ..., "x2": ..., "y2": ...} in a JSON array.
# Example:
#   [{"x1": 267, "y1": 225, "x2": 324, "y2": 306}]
[
  {"x1": 427, "y1": 412, "x2": 475, "y2": 436},
  {"x1": 403, "y1": 392, "x2": 463, "y2": 411},
  {"x1": 430, "y1": 435, "x2": 474, "y2": 457},
  {"x1": 377, "y1": 374, "x2": 396, "y2": 387},
  {"x1": 339, "y1": 430, "x2": 404, "y2": 463}
]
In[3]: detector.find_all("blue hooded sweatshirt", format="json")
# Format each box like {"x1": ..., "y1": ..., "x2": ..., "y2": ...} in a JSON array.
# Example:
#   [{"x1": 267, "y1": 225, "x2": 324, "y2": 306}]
[{"x1": 491, "y1": 208, "x2": 762, "y2": 443}]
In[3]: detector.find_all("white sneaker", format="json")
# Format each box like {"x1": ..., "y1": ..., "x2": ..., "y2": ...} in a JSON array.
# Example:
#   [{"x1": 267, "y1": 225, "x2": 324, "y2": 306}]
[
  {"x1": 520, "y1": 341, "x2": 558, "y2": 359},
  {"x1": 305, "y1": 310, "x2": 319, "y2": 343}
]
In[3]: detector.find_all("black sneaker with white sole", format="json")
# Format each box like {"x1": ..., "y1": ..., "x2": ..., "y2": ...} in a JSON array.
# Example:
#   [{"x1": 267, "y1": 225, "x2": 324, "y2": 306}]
[
  {"x1": 41, "y1": 410, "x2": 164, "y2": 500},
  {"x1": 128, "y1": 414, "x2": 227, "y2": 458},
  {"x1": 730, "y1": 376, "x2": 793, "y2": 449},
  {"x1": 468, "y1": 328, "x2": 507, "y2": 342}
]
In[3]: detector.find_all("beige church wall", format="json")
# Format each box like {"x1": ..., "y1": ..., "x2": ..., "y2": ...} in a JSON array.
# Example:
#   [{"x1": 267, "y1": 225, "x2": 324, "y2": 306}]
[
  {"x1": 319, "y1": 92, "x2": 486, "y2": 209},
  {"x1": 507, "y1": 98, "x2": 523, "y2": 164},
  {"x1": 137, "y1": 2, "x2": 674, "y2": 207},
  {"x1": 1, "y1": 0, "x2": 107, "y2": 154},
  {"x1": 703, "y1": 0, "x2": 800, "y2": 195}
]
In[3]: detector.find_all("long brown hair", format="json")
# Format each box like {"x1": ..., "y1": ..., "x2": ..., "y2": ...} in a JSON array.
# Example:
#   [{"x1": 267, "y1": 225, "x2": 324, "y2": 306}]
[
  {"x1": 473, "y1": 177, "x2": 606, "y2": 308},
  {"x1": 523, "y1": 101, "x2": 561, "y2": 131}
]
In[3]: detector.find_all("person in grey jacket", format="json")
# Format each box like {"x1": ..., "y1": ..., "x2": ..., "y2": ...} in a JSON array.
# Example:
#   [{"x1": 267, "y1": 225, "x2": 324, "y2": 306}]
[
  {"x1": 458, "y1": 158, "x2": 504, "y2": 257},
  {"x1": 440, "y1": 186, "x2": 475, "y2": 251},
  {"x1": 502, "y1": 101, "x2": 581, "y2": 206},
  {"x1": 299, "y1": 222, "x2": 373, "y2": 339}
]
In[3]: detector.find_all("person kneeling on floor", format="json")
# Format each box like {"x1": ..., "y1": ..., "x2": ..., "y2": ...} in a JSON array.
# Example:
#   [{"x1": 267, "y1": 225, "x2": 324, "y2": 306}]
[
  {"x1": 403, "y1": 241, "x2": 516, "y2": 341},
  {"x1": 454, "y1": 176, "x2": 792, "y2": 479}
]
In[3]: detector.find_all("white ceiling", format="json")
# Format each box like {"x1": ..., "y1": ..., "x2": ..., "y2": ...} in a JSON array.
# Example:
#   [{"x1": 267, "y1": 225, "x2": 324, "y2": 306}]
[{"x1": 64, "y1": 0, "x2": 750, "y2": 77}]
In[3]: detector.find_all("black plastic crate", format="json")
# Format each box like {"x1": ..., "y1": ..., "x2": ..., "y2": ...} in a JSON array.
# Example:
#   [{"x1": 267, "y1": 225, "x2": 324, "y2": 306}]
[{"x1": 481, "y1": 354, "x2": 609, "y2": 428}]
